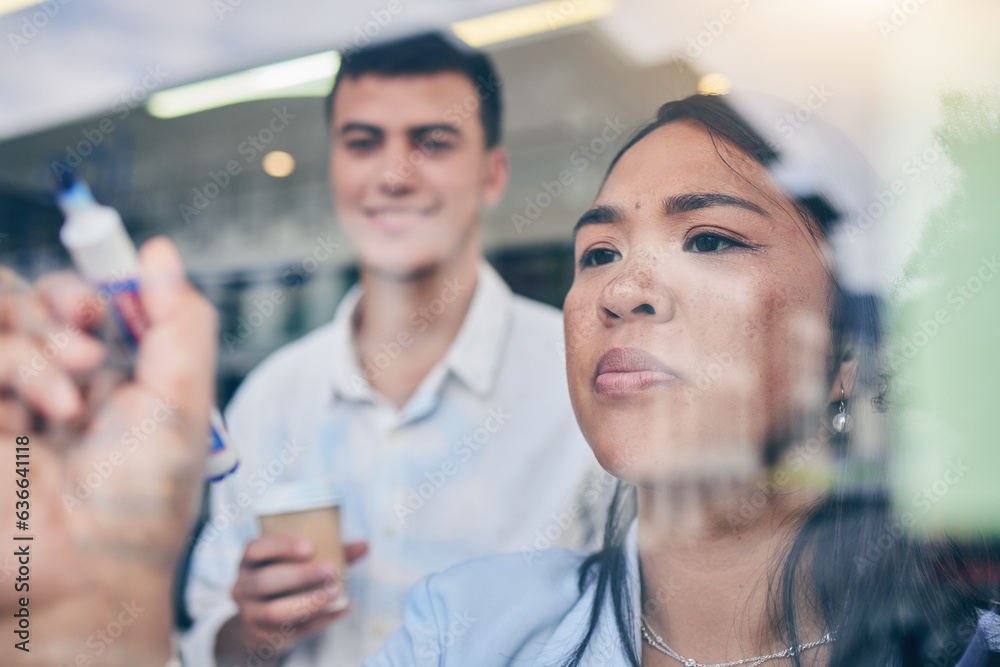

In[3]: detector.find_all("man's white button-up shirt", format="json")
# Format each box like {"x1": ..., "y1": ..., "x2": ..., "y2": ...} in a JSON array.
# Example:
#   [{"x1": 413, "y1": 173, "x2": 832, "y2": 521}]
[{"x1": 182, "y1": 262, "x2": 610, "y2": 665}]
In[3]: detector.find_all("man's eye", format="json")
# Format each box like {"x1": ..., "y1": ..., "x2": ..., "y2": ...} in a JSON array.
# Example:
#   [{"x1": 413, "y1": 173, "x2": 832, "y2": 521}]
[
  {"x1": 685, "y1": 233, "x2": 744, "y2": 253},
  {"x1": 579, "y1": 247, "x2": 621, "y2": 268},
  {"x1": 345, "y1": 138, "x2": 378, "y2": 151},
  {"x1": 417, "y1": 139, "x2": 452, "y2": 153}
]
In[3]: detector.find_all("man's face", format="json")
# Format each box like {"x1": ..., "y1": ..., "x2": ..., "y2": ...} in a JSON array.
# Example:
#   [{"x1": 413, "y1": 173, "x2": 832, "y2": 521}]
[{"x1": 329, "y1": 72, "x2": 508, "y2": 278}]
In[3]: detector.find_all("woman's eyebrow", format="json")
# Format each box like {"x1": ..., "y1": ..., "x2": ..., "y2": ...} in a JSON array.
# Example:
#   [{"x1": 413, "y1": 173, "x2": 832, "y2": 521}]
[
  {"x1": 573, "y1": 205, "x2": 622, "y2": 234},
  {"x1": 664, "y1": 192, "x2": 767, "y2": 217},
  {"x1": 573, "y1": 193, "x2": 766, "y2": 236}
]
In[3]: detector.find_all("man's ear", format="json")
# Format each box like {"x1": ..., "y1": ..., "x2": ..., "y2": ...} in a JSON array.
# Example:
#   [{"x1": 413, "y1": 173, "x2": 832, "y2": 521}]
[
  {"x1": 827, "y1": 356, "x2": 858, "y2": 404},
  {"x1": 481, "y1": 146, "x2": 510, "y2": 207}
]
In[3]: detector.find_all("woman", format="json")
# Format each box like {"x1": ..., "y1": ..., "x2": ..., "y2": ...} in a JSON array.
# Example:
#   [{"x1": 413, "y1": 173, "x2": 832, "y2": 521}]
[{"x1": 365, "y1": 94, "x2": 995, "y2": 666}]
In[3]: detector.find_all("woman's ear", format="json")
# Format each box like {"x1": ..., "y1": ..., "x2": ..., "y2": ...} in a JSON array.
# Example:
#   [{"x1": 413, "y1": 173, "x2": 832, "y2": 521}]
[{"x1": 827, "y1": 357, "x2": 858, "y2": 404}]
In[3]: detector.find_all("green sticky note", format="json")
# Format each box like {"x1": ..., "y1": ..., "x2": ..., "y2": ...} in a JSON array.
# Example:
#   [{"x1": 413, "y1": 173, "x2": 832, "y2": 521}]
[{"x1": 892, "y1": 90, "x2": 1000, "y2": 538}]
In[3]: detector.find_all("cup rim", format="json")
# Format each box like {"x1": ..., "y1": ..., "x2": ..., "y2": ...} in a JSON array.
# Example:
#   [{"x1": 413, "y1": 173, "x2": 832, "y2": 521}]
[{"x1": 254, "y1": 480, "x2": 341, "y2": 516}]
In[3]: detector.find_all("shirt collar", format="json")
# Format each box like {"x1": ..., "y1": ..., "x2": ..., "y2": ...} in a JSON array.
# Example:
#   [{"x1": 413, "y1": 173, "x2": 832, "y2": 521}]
[
  {"x1": 329, "y1": 283, "x2": 368, "y2": 402},
  {"x1": 444, "y1": 261, "x2": 513, "y2": 397},
  {"x1": 328, "y1": 261, "x2": 513, "y2": 403},
  {"x1": 532, "y1": 519, "x2": 641, "y2": 667}
]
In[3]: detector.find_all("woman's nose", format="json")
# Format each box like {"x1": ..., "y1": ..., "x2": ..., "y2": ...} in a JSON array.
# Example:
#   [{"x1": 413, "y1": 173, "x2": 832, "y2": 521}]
[{"x1": 598, "y1": 259, "x2": 676, "y2": 326}]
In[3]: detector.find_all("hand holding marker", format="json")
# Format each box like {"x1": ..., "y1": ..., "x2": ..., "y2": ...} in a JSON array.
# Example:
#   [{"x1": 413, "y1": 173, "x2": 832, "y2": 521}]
[{"x1": 57, "y1": 178, "x2": 238, "y2": 481}]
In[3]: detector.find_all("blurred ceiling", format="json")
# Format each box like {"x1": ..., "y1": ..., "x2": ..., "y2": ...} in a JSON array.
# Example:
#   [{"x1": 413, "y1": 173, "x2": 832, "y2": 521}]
[
  {"x1": 2, "y1": 0, "x2": 995, "y2": 154},
  {"x1": 0, "y1": 0, "x2": 538, "y2": 139},
  {"x1": 0, "y1": 0, "x2": 996, "y2": 281},
  {"x1": 0, "y1": 25, "x2": 696, "y2": 265}
]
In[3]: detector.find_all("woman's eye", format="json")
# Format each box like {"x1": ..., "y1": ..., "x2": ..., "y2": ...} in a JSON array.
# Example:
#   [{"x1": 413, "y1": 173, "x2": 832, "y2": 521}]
[
  {"x1": 579, "y1": 247, "x2": 621, "y2": 268},
  {"x1": 685, "y1": 233, "x2": 744, "y2": 253}
]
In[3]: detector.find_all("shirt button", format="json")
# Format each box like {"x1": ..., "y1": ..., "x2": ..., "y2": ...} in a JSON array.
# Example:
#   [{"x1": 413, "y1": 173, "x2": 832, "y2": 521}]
[
  {"x1": 383, "y1": 525, "x2": 396, "y2": 538},
  {"x1": 388, "y1": 428, "x2": 402, "y2": 441},
  {"x1": 373, "y1": 622, "x2": 386, "y2": 639}
]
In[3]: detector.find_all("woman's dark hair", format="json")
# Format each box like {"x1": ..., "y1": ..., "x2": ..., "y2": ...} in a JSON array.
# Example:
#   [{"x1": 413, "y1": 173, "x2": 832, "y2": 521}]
[
  {"x1": 325, "y1": 31, "x2": 503, "y2": 148},
  {"x1": 563, "y1": 94, "x2": 985, "y2": 667}
]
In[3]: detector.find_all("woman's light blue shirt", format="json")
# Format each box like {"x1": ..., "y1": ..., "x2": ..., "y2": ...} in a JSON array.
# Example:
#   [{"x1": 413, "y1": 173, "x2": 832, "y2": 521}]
[
  {"x1": 366, "y1": 519, "x2": 1000, "y2": 666},
  {"x1": 364, "y1": 523, "x2": 641, "y2": 666}
]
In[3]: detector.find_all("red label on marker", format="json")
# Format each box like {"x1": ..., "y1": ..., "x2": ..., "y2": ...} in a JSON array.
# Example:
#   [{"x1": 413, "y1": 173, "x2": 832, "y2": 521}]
[{"x1": 100, "y1": 279, "x2": 150, "y2": 346}]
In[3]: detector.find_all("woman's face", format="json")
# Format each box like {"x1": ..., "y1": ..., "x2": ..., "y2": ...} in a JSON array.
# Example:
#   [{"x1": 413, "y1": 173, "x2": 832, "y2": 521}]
[{"x1": 565, "y1": 120, "x2": 837, "y2": 483}]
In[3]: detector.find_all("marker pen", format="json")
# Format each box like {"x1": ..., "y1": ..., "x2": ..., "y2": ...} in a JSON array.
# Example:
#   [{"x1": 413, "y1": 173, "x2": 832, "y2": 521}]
[{"x1": 57, "y1": 179, "x2": 238, "y2": 481}]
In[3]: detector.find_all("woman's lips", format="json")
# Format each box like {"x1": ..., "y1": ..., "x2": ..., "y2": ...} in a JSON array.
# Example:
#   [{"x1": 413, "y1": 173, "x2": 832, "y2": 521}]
[{"x1": 594, "y1": 347, "x2": 679, "y2": 395}]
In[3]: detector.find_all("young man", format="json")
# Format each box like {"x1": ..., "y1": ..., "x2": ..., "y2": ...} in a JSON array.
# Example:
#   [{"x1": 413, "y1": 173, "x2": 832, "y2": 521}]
[{"x1": 182, "y1": 33, "x2": 607, "y2": 666}]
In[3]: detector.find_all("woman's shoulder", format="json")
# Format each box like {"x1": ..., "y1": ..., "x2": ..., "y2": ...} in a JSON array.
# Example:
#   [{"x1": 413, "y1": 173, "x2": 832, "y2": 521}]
[
  {"x1": 366, "y1": 548, "x2": 591, "y2": 666},
  {"x1": 424, "y1": 546, "x2": 589, "y2": 610},
  {"x1": 956, "y1": 608, "x2": 1000, "y2": 666}
]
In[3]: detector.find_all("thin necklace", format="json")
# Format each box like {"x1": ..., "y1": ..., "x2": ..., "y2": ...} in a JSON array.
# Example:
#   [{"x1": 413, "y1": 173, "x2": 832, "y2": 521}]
[{"x1": 640, "y1": 615, "x2": 835, "y2": 667}]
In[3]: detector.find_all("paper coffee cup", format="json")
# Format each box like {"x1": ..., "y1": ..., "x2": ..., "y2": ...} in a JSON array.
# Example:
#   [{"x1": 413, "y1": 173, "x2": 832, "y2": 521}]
[{"x1": 256, "y1": 481, "x2": 349, "y2": 613}]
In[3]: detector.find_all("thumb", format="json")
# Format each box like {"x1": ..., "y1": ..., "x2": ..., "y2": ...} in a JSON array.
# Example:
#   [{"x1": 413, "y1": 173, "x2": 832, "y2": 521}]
[
  {"x1": 139, "y1": 236, "x2": 189, "y2": 325},
  {"x1": 344, "y1": 541, "x2": 369, "y2": 564},
  {"x1": 133, "y1": 237, "x2": 217, "y2": 432}
]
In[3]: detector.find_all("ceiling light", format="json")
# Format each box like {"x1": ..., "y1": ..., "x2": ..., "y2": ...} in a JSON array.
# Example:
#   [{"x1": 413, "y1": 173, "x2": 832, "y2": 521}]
[
  {"x1": 697, "y1": 73, "x2": 731, "y2": 96},
  {"x1": 147, "y1": 0, "x2": 615, "y2": 120},
  {"x1": 0, "y1": 0, "x2": 43, "y2": 18},
  {"x1": 262, "y1": 151, "x2": 295, "y2": 177},
  {"x1": 452, "y1": 0, "x2": 617, "y2": 48},
  {"x1": 147, "y1": 51, "x2": 339, "y2": 119}
]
